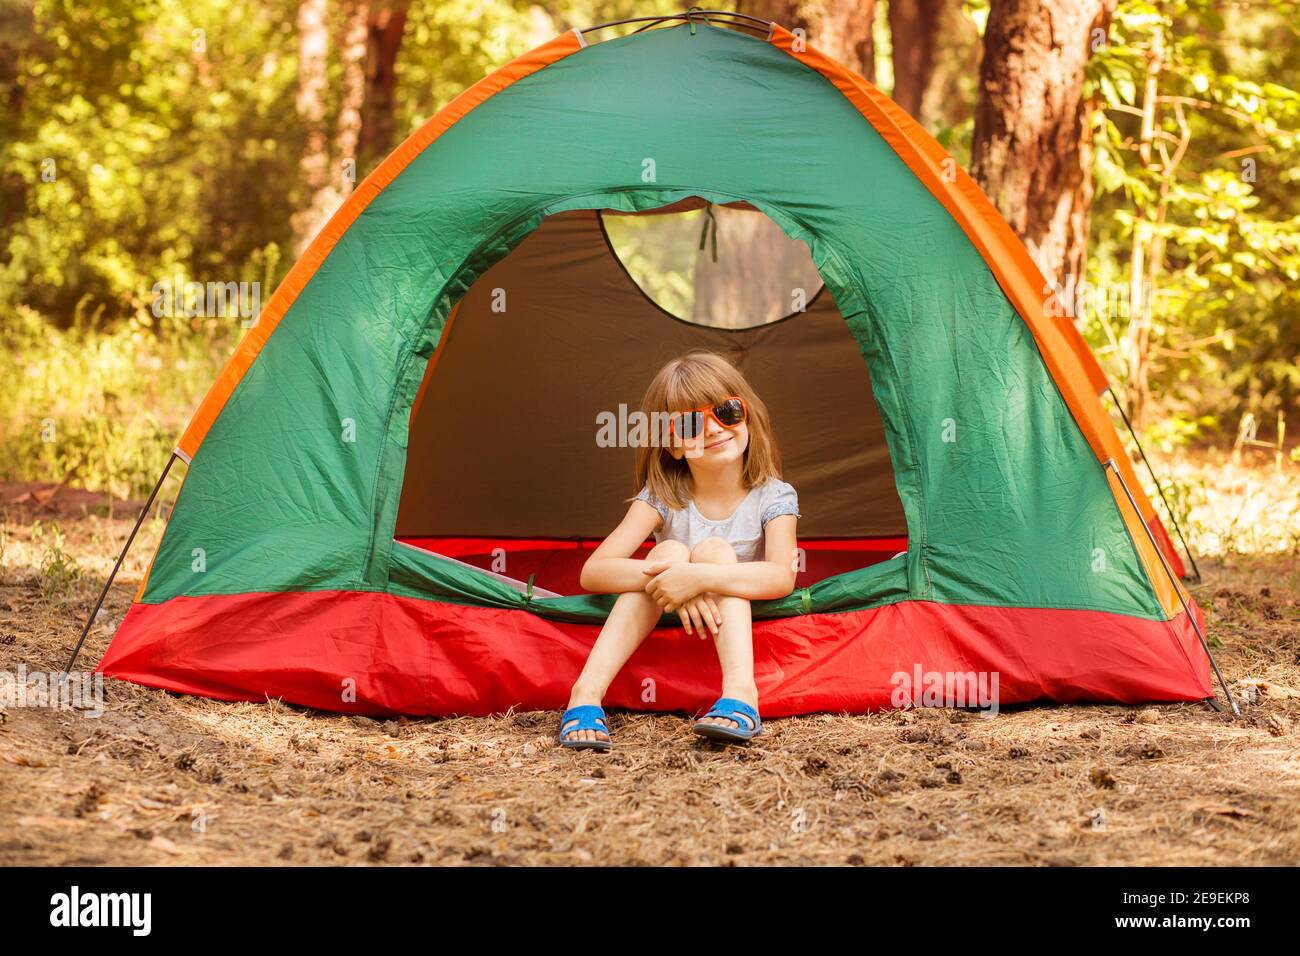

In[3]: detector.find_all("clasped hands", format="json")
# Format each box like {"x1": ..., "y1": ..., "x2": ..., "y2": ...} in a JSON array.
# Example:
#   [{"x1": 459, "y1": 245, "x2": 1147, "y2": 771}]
[{"x1": 642, "y1": 560, "x2": 722, "y2": 638}]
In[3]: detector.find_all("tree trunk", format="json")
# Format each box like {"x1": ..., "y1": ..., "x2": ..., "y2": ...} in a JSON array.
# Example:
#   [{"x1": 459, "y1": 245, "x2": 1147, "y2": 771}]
[
  {"x1": 924, "y1": 3, "x2": 983, "y2": 131},
  {"x1": 292, "y1": 0, "x2": 372, "y2": 257},
  {"x1": 359, "y1": 0, "x2": 410, "y2": 165},
  {"x1": 291, "y1": 0, "x2": 332, "y2": 257},
  {"x1": 887, "y1": 1, "x2": 981, "y2": 131},
  {"x1": 970, "y1": 0, "x2": 1112, "y2": 290},
  {"x1": 888, "y1": 0, "x2": 943, "y2": 120},
  {"x1": 337, "y1": 0, "x2": 369, "y2": 193},
  {"x1": 737, "y1": 0, "x2": 877, "y2": 81},
  {"x1": 1124, "y1": 22, "x2": 1165, "y2": 427},
  {"x1": 692, "y1": 205, "x2": 822, "y2": 329}
]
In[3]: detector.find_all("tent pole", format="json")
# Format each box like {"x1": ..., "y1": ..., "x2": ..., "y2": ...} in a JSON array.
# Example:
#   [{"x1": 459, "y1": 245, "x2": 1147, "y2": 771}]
[
  {"x1": 1104, "y1": 457, "x2": 1238, "y2": 716},
  {"x1": 1106, "y1": 386, "x2": 1202, "y2": 582},
  {"x1": 579, "y1": 10, "x2": 774, "y2": 37},
  {"x1": 62, "y1": 453, "x2": 177, "y2": 677}
]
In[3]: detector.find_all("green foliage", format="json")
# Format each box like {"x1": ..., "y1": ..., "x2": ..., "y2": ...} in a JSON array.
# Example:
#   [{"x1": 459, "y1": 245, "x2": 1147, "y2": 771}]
[
  {"x1": 30, "y1": 519, "x2": 83, "y2": 598},
  {"x1": 0, "y1": 0, "x2": 685, "y2": 494},
  {"x1": 393, "y1": 1, "x2": 683, "y2": 160},
  {"x1": 1085, "y1": 0, "x2": 1300, "y2": 440},
  {"x1": 0, "y1": 0, "x2": 302, "y2": 327},
  {"x1": 603, "y1": 208, "x2": 706, "y2": 319},
  {"x1": 0, "y1": 303, "x2": 231, "y2": 498},
  {"x1": 935, "y1": 116, "x2": 975, "y2": 169},
  {"x1": 0, "y1": 0, "x2": 1295, "y2": 495}
]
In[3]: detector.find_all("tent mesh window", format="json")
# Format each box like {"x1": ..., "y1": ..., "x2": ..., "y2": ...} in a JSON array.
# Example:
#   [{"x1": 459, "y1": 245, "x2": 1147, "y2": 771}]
[{"x1": 601, "y1": 199, "x2": 825, "y2": 329}]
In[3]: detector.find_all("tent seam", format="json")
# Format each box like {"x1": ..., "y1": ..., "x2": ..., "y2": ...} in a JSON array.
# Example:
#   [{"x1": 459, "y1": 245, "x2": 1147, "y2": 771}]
[{"x1": 129, "y1": 583, "x2": 1172, "y2": 622}]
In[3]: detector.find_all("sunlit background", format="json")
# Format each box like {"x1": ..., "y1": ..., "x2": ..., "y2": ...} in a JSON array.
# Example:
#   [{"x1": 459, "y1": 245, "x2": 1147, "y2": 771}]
[{"x1": 1, "y1": 0, "x2": 1297, "y2": 545}]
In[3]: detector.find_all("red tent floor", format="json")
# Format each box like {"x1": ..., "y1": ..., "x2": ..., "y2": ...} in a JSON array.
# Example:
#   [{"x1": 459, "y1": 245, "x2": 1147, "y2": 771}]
[{"x1": 97, "y1": 582, "x2": 1212, "y2": 718}]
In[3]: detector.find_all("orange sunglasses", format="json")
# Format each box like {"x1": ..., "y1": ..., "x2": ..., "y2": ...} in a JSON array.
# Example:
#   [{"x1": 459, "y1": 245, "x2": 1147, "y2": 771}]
[{"x1": 668, "y1": 396, "x2": 747, "y2": 441}]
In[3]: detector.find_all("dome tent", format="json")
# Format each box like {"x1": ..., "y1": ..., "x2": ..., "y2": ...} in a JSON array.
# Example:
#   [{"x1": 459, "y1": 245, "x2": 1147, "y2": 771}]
[{"x1": 92, "y1": 11, "x2": 1221, "y2": 717}]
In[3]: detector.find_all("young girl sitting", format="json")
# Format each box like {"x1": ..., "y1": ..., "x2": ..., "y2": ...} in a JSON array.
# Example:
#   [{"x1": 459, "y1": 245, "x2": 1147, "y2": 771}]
[{"x1": 559, "y1": 350, "x2": 800, "y2": 750}]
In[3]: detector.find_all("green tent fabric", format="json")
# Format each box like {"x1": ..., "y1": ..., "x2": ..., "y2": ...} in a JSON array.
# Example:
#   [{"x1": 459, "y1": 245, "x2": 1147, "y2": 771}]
[{"x1": 143, "y1": 24, "x2": 1158, "y2": 619}]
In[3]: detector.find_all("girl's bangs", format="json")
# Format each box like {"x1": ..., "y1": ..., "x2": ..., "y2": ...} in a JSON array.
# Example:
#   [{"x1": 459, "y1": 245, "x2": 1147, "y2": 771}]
[{"x1": 660, "y1": 363, "x2": 741, "y2": 412}]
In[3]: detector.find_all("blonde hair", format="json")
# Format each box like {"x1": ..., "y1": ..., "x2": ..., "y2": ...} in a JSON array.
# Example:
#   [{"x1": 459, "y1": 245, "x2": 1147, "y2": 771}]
[{"x1": 634, "y1": 350, "x2": 782, "y2": 510}]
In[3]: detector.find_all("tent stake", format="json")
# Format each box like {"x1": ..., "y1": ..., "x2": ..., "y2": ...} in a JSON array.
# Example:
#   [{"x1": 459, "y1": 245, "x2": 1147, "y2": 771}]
[
  {"x1": 1107, "y1": 387, "x2": 1201, "y2": 582},
  {"x1": 62, "y1": 453, "x2": 177, "y2": 677},
  {"x1": 1104, "y1": 457, "x2": 1238, "y2": 716}
]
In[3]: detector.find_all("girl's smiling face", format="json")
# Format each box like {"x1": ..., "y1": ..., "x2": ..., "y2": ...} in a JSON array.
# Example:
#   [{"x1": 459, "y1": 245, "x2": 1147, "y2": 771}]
[
  {"x1": 635, "y1": 350, "x2": 781, "y2": 508},
  {"x1": 671, "y1": 401, "x2": 749, "y2": 469}
]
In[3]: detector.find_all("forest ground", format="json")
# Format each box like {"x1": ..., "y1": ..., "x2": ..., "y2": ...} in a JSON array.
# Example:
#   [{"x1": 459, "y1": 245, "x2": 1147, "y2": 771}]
[{"x1": 1, "y1": 448, "x2": 1297, "y2": 866}]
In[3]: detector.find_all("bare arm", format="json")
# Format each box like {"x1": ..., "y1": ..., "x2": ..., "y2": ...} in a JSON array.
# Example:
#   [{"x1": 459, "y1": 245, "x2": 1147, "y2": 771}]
[
  {"x1": 644, "y1": 515, "x2": 799, "y2": 610},
  {"x1": 578, "y1": 500, "x2": 664, "y2": 594}
]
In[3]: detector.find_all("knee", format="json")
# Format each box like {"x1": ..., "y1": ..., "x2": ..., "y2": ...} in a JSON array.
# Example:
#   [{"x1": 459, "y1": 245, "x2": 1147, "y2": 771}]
[
  {"x1": 691, "y1": 536, "x2": 737, "y2": 564},
  {"x1": 648, "y1": 539, "x2": 690, "y2": 563},
  {"x1": 614, "y1": 588, "x2": 659, "y2": 608}
]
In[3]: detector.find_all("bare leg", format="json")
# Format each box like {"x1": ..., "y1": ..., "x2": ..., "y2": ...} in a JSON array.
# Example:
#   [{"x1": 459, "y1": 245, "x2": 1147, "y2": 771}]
[
  {"x1": 689, "y1": 537, "x2": 759, "y2": 732},
  {"x1": 562, "y1": 539, "x2": 689, "y2": 743}
]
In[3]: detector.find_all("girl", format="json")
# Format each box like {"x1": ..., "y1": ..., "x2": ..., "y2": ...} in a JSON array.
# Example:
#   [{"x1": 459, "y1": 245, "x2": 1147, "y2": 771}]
[{"x1": 559, "y1": 350, "x2": 800, "y2": 750}]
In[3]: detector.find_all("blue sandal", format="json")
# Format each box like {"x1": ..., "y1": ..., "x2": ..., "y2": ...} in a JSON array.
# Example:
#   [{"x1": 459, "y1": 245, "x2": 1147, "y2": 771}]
[
  {"x1": 558, "y1": 704, "x2": 612, "y2": 751},
  {"x1": 692, "y1": 697, "x2": 762, "y2": 742}
]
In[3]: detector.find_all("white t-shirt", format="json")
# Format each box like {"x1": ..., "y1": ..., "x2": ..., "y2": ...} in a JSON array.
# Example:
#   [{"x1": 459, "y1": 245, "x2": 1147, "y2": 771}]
[{"x1": 634, "y1": 478, "x2": 800, "y2": 562}]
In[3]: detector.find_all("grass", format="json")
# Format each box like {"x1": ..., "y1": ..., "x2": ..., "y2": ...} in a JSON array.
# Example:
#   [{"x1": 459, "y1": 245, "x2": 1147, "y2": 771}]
[
  {"x1": 1141, "y1": 445, "x2": 1300, "y2": 559},
  {"x1": 0, "y1": 306, "x2": 234, "y2": 501}
]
